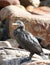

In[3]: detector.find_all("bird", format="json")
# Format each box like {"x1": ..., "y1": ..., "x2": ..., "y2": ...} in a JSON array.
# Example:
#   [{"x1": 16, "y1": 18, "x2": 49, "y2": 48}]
[{"x1": 12, "y1": 20, "x2": 47, "y2": 63}]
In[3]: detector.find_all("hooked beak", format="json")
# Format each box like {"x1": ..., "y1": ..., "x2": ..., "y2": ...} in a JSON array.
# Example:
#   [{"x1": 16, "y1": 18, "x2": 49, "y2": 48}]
[{"x1": 12, "y1": 22, "x2": 19, "y2": 26}]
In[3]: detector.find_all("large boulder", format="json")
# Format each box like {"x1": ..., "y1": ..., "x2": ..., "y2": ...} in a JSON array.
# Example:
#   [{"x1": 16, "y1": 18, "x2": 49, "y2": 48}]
[{"x1": 0, "y1": 5, "x2": 50, "y2": 49}]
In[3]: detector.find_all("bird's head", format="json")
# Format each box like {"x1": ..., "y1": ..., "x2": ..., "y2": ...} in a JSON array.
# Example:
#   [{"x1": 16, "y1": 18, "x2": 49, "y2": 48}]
[
  {"x1": 12, "y1": 20, "x2": 25, "y2": 36},
  {"x1": 12, "y1": 20, "x2": 25, "y2": 30}
]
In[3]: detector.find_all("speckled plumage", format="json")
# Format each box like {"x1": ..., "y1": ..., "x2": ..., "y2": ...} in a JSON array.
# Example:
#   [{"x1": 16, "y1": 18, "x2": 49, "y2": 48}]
[{"x1": 13, "y1": 20, "x2": 47, "y2": 61}]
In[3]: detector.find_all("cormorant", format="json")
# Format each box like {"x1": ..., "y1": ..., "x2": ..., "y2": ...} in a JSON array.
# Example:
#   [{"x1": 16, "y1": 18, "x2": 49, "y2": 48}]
[{"x1": 12, "y1": 20, "x2": 47, "y2": 63}]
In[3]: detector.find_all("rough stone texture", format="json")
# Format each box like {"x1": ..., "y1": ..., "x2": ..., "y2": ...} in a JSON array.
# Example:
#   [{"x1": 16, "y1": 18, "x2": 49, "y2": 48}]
[
  {"x1": 23, "y1": 61, "x2": 50, "y2": 65},
  {"x1": 0, "y1": 41, "x2": 12, "y2": 48},
  {"x1": 0, "y1": 0, "x2": 40, "y2": 8},
  {"x1": 0, "y1": 5, "x2": 50, "y2": 49},
  {"x1": 0, "y1": 0, "x2": 20, "y2": 8},
  {"x1": 26, "y1": 6, "x2": 50, "y2": 15},
  {"x1": 0, "y1": 41, "x2": 50, "y2": 65},
  {"x1": 0, "y1": 47, "x2": 29, "y2": 65},
  {"x1": 19, "y1": 0, "x2": 40, "y2": 7},
  {"x1": 6, "y1": 39, "x2": 19, "y2": 48},
  {"x1": 0, "y1": 46, "x2": 50, "y2": 65}
]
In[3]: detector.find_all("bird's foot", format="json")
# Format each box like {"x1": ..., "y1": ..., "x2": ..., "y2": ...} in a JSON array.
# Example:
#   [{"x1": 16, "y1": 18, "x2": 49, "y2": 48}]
[{"x1": 20, "y1": 57, "x2": 31, "y2": 64}]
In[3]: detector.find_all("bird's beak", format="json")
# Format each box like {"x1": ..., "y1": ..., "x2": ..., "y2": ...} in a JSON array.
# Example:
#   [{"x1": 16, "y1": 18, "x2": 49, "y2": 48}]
[{"x1": 12, "y1": 23, "x2": 19, "y2": 26}]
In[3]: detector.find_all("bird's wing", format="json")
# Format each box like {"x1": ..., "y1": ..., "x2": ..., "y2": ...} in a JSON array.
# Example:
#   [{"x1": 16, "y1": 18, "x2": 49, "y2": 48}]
[
  {"x1": 27, "y1": 32, "x2": 39, "y2": 43},
  {"x1": 28, "y1": 32, "x2": 42, "y2": 52},
  {"x1": 25, "y1": 32, "x2": 42, "y2": 49}
]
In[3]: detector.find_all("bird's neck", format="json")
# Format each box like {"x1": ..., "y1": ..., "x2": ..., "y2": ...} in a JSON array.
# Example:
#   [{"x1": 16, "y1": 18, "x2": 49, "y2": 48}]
[{"x1": 17, "y1": 26, "x2": 25, "y2": 31}]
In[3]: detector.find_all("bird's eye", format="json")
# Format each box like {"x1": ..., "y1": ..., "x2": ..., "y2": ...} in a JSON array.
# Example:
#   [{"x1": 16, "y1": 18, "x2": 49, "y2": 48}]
[{"x1": 17, "y1": 29, "x2": 20, "y2": 31}]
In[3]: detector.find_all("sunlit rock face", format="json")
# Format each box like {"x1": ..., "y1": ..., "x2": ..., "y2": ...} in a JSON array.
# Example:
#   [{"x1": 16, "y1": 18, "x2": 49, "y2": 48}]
[
  {"x1": 0, "y1": 0, "x2": 40, "y2": 8},
  {"x1": 0, "y1": 0, "x2": 20, "y2": 8},
  {"x1": 0, "y1": 46, "x2": 50, "y2": 65},
  {"x1": 29, "y1": 0, "x2": 40, "y2": 7}
]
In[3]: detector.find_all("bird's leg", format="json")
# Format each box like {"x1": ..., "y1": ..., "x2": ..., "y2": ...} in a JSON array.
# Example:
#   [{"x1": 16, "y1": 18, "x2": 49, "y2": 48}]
[
  {"x1": 29, "y1": 53, "x2": 37, "y2": 62},
  {"x1": 29, "y1": 53, "x2": 33, "y2": 59},
  {"x1": 20, "y1": 53, "x2": 33, "y2": 64}
]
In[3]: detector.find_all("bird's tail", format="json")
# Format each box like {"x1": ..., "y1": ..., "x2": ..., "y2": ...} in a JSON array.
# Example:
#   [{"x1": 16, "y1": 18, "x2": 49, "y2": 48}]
[{"x1": 40, "y1": 52, "x2": 48, "y2": 60}]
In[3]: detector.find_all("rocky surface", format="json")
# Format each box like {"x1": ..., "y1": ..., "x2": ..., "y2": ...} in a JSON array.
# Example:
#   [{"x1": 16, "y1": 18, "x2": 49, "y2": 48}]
[
  {"x1": 0, "y1": 44, "x2": 50, "y2": 65},
  {"x1": 23, "y1": 61, "x2": 50, "y2": 65},
  {"x1": 7, "y1": 39, "x2": 20, "y2": 48},
  {"x1": 19, "y1": 0, "x2": 40, "y2": 7},
  {"x1": 0, "y1": 0, "x2": 40, "y2": 8},
  {"x1": 0, "y1": 38, "x2": 50, "y2": 65},
  {"x1": 26, "y1": 5, "x2": 50, "y2": 15},
  {"x1": 0, "y1": 0, "x2": 20, "y2": 8}
]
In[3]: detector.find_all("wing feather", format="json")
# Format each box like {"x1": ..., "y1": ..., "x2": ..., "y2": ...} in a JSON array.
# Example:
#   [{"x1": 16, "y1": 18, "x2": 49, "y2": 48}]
[{"x1": 22, "y1": 31, "x2": 42, "y2": 52}]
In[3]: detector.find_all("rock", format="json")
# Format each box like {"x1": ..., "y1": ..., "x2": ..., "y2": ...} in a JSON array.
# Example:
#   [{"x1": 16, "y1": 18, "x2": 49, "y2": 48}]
[
  {"x1": 26, "y1": 6, "x2": 50, "y2": 15},
  {"x1": 0, "y1": 5, "x2": 26, "y2": 21},
  {"x1": 28, "y1": 0, "x2": 40, "y2": 7},
  {"x1": 0, "y1": 0, "x2": 20, "y2": 8},
  {"x1": 0, "y1": 47, "x2": 29, "y2": 65},
  {"x1": 40, "y1": 0, "x2": 50, "y2": 7},
  {"x1": 43, "y1": 48, "x2": 50, "y2": 54},
  {"x1": 0, "y1": 41, "x2": 12, "y2": 48},
  {"x1": 0, "y1": 0, "x2": 40, "y2": 9},
  {"x1": 23, "y1": 61, "x2": 50, "y2": 65},
  {"x1": 38, "y1": 6, "x2": 50, "y2": 12},
  {"x1": 20, "y1": 0, "x2": 40, "y2": 7},
  {"x1": 6, "y1": 39, "x2": 19, "y2": 48},
  {"x1": 0, "y1": 46, "x2": 49, "y2": 65},
  {"x1": 0, "y1": 5, "x2": 50, "y2": 49}
]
